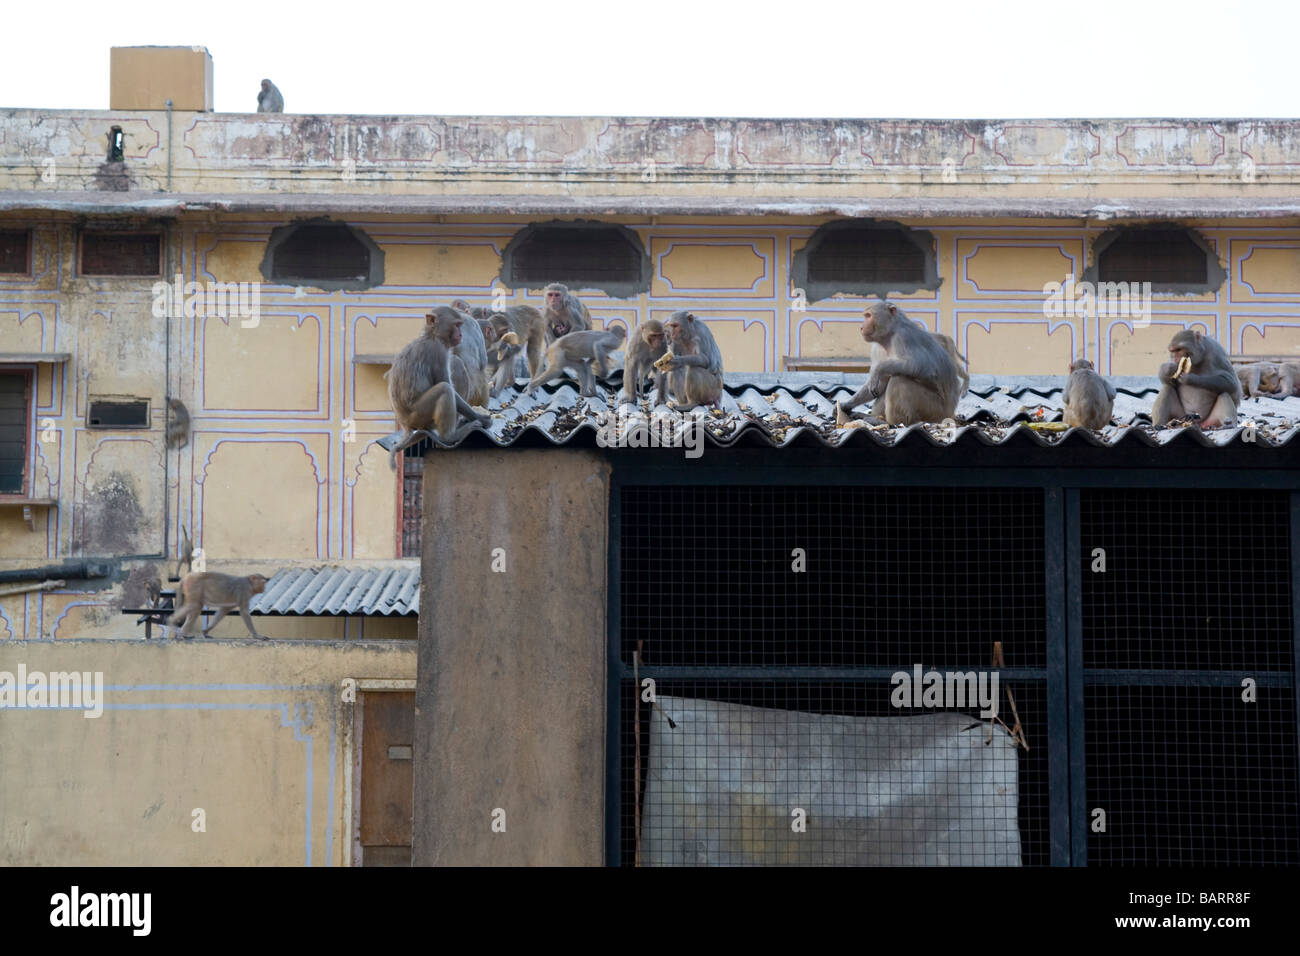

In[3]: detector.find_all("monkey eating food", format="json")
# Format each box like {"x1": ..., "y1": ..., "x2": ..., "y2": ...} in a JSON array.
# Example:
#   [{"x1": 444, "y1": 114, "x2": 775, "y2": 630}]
[
  {"x1": 622, "y1": 319, "x2": 669, "y2": 404},
  {"x1": 1151, "y1": 329, "x2": 1241, "y2": 429},
  {"x1": 660, "y1": 311, "x2": 724, "y2": 409}
]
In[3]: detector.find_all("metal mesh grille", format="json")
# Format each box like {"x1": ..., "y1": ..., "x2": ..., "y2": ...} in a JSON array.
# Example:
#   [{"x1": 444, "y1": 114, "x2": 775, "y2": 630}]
[
  {"x1": 1097, "y1": 229, "x2": 1208, "y2": 284},
  {"x1": 1084, "y1": 686, "x2": 1299, "y2": 864},
  {"x1": 621, "y1": 486, "x2": 1046, "y2": 669},
  {"x1": 807, "y1": 228, "x2": 926, "y2": 284},
  {"x1": 1080, "y1": 489, "x2": 1299, "y2": 864},
  {"x1": 619, "y1": 486, "x2": 1045, "y2": 866},
  {"x1": 271, "y1": 224, "x2": 369, "y2": 281},
  {"x1": 509, "y1": 227, "x2": 642, "y2": 286}
]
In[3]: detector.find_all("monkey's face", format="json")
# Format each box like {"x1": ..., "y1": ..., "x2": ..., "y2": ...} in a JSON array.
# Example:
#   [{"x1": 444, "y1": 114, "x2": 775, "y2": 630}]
[
  {"x1": 861, "y1": 304, "x2": 891, "y2": 343},
  {"x1": 645, "y1": 330, "x2": 664, "y2": 350},
  {"x1": 1167, "y1": 332, "x2": 1201, "y2": 365},
  {"x1": 545, "y1": 290, "x2": 563, "y2": 311},
  {"x1": 249, "y1": 574, "x2": 269, "y2": 594},
  {"x1": 447, "y1": 320, "x2": 463, "y2": 346}
]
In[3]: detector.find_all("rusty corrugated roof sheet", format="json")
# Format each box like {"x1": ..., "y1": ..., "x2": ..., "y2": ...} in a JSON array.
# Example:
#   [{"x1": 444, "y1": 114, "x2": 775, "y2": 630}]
[
  {"x1": 249, "y1": 563, "x2": 419, "y2": 616},
  {"x1": 386, "y1": 374, "x2": 1300, "y2": 453}
]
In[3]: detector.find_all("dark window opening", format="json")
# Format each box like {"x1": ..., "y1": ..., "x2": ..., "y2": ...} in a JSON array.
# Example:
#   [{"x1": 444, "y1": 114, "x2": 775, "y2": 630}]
[
  {"x1": 80, "y1": 232, "x2": 161, "y2": 277},
  {"x1": 400, "y1": 455, "x2": 422, "y2": 558},
  {"x1": 271, "y1": 224, "x2": 369, "y2": 283},
  {"x1": 0, "y1": 231, "x2": 31, "y2": 275},
  {"x1": 1097, "y1": 228, "x2": 1209, "y2": 285},
  {"x1": 501, "y1": 221, "x2": 648, "y2": 297},
  {"x1": 792, "y1": 220, "x2": 939, "y2": 302},
  {"x1": 261, "y1": 219, "x2": 383, "y2": 290},
  {"x1": 107, "y1": 126, "x2": 125, "y2": 163},
  {"x1": 808, "y1": 228, "x2": 926, "y2": 285},
  {"x1": 0, "y1": 371, "x2": 31, "y2": 495},
  {"x1": 87, "y1": 400, "x2": 150, "y2": 429}
]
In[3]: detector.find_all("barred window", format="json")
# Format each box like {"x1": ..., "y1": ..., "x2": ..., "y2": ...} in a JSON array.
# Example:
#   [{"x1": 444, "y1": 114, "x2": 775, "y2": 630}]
[
  {"x1": 80, "y1": 232, "x2": 161, "y2": 277},
  {"x1": 0, "y1": 231, "x2": 31, "y2": 275},
  {"x1": 793, "y1": 220, "x2": 938, "y2": 302},
  {"x1": 502, "y1": 221, "x2": 648, "y2": 295}
]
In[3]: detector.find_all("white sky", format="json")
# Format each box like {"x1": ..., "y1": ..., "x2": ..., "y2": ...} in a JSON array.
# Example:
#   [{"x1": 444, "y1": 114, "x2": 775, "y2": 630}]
[{"x1": 1, "y1": 0, "x2": 1294, "y2": 118}]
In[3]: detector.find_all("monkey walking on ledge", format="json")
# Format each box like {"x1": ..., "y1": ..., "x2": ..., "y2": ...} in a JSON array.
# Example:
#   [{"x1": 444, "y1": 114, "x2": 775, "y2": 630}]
[{"x1": 166, "y1": 572, "x2": 269, "y2": 640}]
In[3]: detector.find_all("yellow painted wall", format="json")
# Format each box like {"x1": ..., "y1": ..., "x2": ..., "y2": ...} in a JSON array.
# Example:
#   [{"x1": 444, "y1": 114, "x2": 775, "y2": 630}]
[{"x1": 0, "y1": 640, "x2": 414, "y2": 865}]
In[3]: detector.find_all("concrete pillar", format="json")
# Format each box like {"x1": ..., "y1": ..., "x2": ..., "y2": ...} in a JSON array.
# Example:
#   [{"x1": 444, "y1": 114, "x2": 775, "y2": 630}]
[{"x1": 413, "y1": 448, "x2": 609, "y2": 865}]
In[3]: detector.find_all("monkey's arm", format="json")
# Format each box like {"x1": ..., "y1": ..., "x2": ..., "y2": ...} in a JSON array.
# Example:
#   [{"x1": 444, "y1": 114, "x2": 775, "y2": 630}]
[
  {"x1": 666, "y1": 353, "x2": 714, "y2": 370},
  {"x1": 239, "y1": 603, "x2": 265, "y2": 641},
  {"x1": 1179, "y1": 368, "x2": 1238, "y2": 393},
  {"x1": 1104, "y1": 379, "x2": 1117, "y2": 401},
  {"x1": 1157, "y1": 362, "x2": 1179, "y2": 385},
  {"x1": 839, "y1": 382, "x2": 876, "y2": 410},
  {"x1": 452, "y1": 392, "x2": 491, "y2": 424}
]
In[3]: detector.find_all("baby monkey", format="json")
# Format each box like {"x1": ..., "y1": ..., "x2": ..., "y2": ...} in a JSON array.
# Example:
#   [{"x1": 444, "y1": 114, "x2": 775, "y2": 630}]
[{"x1": 526, "y1": 326, "x2": 627, "y2": 397}]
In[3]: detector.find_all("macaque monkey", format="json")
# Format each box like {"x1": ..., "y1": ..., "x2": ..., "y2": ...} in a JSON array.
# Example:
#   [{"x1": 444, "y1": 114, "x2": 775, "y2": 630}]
[
  {"x1": 166, "y1": 572, "x2": 269, "y2": 640},
  {"x1": 1062, "y1": 358, "x2": 1116, "y2": 430},
  {"x1": 1236, "y1": 362, "x2": 1281, "y2": 398},
  {"x1": 1152, "y1": 330, "x2": 1241, "y2": 429},
  {"x1": 1280, "y1": 362, "x2": 1300, "y2": 397},
  {"x1": 621, "y1": 319, "x2": 668, "y2": 404},
  {"x1": 542, "y1": 283, "x2": 592, "y2": 341},
  {"x1": 166, "y1": 398, "x2": 190, "y2": 450},
  {"x1": 476, "y1": 305, "x2": 546, "y2": 393},
  {"x1": 869, "y1": 332, "x2": 969, "y2": 398},
  {"x1": 660, "y1": 311, "x2": 725, "y2": 409},
  {"x1": 386, "y1": 307, "x2": 492, "y2": 469},
  {"x1": 257, "y1": 79, "x2": 284, "y2": 113},
  {"x1": 447, "y1": 302, "x2": 491, "y2": 408},
  {"x1": 837, "y1": 301, "x2": 961, "y2": 426},
  {"x1": 527, "y1": 326, "x2": 627, "y2": 397},
  {"x1": 174, "y1": 525, "x2": 193, "y2": 580}
]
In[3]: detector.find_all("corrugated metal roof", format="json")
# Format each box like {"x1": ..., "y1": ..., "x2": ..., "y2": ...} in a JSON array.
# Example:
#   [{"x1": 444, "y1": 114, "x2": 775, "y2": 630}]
[
  {"x1": 250, "y1": 564, "x2": 419, "y2": 616},
  {"x1": 384, "y1": 373, "x2": 1300, "y2": 454}
]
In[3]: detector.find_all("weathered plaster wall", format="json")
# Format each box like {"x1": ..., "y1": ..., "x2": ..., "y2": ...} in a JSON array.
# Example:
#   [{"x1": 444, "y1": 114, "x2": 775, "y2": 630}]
[
  {"x1": 3, "y1": 114, "x2": 1300, "y2": 199},
  {"x1": 0, "y1": 638, "x2": 415, "y2": 865}
]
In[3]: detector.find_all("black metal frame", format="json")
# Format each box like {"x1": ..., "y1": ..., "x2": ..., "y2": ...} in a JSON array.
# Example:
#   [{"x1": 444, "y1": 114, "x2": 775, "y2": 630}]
[{"x1": 604, "y1": 451, "x2": 1300, "y2": 867}]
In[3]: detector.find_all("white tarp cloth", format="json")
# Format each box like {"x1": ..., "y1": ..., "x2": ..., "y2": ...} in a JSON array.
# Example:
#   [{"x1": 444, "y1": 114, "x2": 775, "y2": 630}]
[{"x1": 641, "y1": 696, "x2": 1022, "y2": 866}]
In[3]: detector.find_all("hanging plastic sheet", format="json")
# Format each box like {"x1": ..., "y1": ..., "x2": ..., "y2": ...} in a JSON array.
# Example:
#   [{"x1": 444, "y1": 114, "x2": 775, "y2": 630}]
[{"x1": 641, "y1": 696, "x2": 1021, "y2": 866}]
